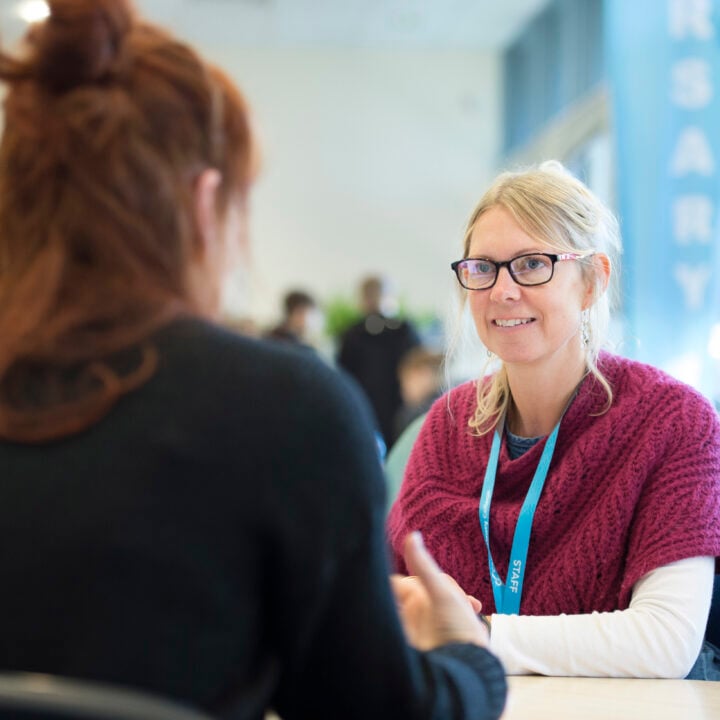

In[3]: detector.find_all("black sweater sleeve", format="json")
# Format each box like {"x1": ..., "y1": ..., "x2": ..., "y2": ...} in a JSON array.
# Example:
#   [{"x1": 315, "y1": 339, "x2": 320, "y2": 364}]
[{"x1": 262, "y1": 350, "x2": 507, "y2": 720}]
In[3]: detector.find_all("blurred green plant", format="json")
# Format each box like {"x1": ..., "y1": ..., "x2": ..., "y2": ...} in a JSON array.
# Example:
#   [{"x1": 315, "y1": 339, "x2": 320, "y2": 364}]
[
  {"x1": 322, "y1": 295, "x2": 441, "y2": 343},
  {"x1": 322, "y1": 296, "x2": 362, "y2": 339}
]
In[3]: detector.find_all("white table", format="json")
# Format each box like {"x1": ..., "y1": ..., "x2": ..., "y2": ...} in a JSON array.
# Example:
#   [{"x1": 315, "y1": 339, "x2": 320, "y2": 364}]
[{"x1": 502, "y1": 676, "x2": 720, "y2": 720}]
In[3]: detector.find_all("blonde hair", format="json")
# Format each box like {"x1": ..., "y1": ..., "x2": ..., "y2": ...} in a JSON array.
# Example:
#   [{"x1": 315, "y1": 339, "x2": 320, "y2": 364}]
[{"x1": 460, "y1": 161, "x2": 622, "y2": 435}]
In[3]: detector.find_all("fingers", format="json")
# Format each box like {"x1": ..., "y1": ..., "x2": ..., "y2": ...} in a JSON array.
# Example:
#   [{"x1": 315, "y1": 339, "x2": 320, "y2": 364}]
[
  {"x1": 403, "y1": 531, "x2": 451, "y2": 601},
  {"x1": 394, "y1": 569, "x2": 482, "y2": 614},
  {"x1": 390, "y1": 574, "x2": 426, "y2": 605},
  {"x1": 402, "y1": 534, "x2": 482, "y2": 613},
  {"x1": 400, "y1": 532, "x2": 489, "y2": 649},
  {"x1": 390, "y1": 574, "x2": 415, "y2": 603},
  {"x1": 440, "y1": 575, "x2": 482, "y2": 613},
  {"x1": 467, "y1": 595, "x2": 483, "y2": 614}
]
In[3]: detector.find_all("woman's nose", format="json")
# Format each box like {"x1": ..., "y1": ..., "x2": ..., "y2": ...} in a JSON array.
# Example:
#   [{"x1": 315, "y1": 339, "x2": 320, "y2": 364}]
[{"x1": 489, "y1": 265, "x2": 521, "y2": 301}]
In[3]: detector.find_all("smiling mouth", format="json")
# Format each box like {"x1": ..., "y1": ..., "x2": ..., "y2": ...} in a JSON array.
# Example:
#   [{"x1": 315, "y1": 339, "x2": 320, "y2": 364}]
[{"x1": 493, "y1": 318, "x2": 534, "y2": 327}]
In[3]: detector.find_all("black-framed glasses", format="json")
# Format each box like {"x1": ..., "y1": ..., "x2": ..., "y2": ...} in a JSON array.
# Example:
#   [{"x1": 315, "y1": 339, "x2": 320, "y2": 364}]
[{"x1": 450, "y1": 252, "x2": 585, "y2": 291}]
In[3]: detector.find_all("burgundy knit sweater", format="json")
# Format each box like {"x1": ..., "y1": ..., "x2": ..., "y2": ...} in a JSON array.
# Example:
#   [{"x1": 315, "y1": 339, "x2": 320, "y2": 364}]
[{"x1": 387, "y1": 353, "x2": 720, "y2": 615}]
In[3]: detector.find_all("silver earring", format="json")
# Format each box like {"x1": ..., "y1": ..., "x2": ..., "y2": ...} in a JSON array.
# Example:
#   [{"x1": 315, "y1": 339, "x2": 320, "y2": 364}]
[{"x1": 581, "y1": 310, "x2": 590, "y2": 347}]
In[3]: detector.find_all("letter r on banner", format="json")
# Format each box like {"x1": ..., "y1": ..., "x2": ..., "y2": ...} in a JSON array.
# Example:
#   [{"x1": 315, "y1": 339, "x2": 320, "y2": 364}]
[
  {"x1": 673, "y1": 195, "x2": 714, "y2": 244},
  {"x1": 668, "y1": 0, "x2": 715, "y2": 39}
]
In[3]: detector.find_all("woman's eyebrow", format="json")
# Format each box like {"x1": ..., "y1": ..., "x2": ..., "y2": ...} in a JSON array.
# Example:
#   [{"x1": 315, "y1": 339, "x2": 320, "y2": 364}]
[{"x1": 465, "y1": 247, "x2": 546, "y2": 260}]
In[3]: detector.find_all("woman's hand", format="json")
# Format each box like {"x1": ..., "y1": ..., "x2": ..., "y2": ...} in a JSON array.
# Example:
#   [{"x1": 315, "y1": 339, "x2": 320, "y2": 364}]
[{"x1": 390, "y1": 531, "x2": 489, "y2": 651}]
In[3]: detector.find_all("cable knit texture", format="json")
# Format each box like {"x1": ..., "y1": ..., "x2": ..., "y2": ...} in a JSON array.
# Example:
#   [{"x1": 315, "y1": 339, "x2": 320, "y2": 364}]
[{"x1": 387, "y1": 352, "x2": 720, "y2": 615}]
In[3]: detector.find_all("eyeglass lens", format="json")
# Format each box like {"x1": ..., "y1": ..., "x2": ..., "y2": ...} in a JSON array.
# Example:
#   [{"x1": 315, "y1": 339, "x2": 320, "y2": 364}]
[{"x1": 458, "y1": 254, "x2": 554, "y2": 289}]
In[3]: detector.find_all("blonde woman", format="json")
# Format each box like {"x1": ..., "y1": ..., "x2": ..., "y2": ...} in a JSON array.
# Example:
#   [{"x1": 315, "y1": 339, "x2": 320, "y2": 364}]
[{"x1": 388, "y1": 161, "x2": 720, "y2": 679}]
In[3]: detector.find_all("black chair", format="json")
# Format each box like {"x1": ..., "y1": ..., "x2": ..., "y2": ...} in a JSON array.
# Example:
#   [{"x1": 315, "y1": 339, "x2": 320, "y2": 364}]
[
  {"x1": 706, "y1": 574, "x2": 720, "y2": 648},
  {"x1": 0, "y1": 672, "x2": 216, "y2": 720}
]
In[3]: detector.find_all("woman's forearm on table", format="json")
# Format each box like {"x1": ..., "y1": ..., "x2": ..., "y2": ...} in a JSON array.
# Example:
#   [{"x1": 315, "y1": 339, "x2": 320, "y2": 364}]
[{"x1": 489, "y1": 556, "x2": 715, "y2": 678}]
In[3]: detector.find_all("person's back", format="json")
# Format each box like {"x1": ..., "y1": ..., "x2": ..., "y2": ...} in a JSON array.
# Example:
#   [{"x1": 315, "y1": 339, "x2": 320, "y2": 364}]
[
  {"x1": 0, "y1": 2, "x2": 506, "y2": 718},
  {"x1": 0, "y1": 318, "x2": 425, "y2": 716},
  {"x1": 1, "y1": 320, "x2": 507, "y2": 719}
]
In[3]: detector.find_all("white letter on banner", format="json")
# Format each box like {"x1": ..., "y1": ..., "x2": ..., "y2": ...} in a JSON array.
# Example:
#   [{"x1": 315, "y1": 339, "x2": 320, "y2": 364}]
[
  {"x1": 671, "y1": 59, "x2": 713, "y2": 109},
  {"x1": 670, "y1": 127, "x2": 715, "y2": 176},
  {"x1": 673, "y1": 195, "x2": 714, "y2": 244},
  {"x1": 668, "y1": 0, "x2": 714, "y2": 39},
  {"x1": 674, "y1": 263, "x2": 712, "y2": 310}
]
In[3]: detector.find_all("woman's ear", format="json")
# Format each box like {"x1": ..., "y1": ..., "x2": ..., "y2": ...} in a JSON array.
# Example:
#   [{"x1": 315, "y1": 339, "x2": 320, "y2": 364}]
[
  {"x1": 594, "y1": 253, "x2": 611, "y2": 292},
  {"x1": 187, "y1": 168, "x2": 224, "y2": 317},
  {"x1": 582, "y1": 253, "x2": 611, "y2": 309},
  {"x1": 193, "y1": 168, "x2": 223, "y2": 255}
]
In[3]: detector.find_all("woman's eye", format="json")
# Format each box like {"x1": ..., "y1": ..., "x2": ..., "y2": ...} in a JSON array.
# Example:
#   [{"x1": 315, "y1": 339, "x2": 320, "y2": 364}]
[
  {"x1": 515, "y1": 255, "x2": 547, "y2": 272},
  {"x1": 472, "y1": 261, "x2": 493, "y2": 275}
]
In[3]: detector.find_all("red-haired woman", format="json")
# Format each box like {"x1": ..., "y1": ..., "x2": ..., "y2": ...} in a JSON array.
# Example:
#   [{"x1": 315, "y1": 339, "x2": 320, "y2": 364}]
[{"x1": 0, "y1": 1, "x2": 505, "y2": 718}]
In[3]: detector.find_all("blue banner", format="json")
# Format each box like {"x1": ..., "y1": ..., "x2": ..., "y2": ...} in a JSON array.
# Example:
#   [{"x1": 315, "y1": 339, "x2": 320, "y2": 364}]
[{"x1": 606, "y1": 0, "x2": 720, "y2": 405}]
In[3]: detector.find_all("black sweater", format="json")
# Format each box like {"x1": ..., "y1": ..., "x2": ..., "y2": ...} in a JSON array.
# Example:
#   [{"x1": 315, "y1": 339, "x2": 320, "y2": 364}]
[{"x1": 0, "y1": 318, "x2": 505, "y2": 720}]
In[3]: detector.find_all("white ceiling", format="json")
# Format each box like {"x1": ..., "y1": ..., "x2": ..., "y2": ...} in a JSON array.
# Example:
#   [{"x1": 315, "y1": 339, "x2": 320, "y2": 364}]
[{"x1": 0, "y1": 0, "x2": 550, "y2": 50}]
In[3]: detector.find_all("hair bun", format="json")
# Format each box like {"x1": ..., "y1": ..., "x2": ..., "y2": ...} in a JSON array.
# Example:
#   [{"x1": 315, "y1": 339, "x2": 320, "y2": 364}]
[{"x1": 34, "y1": 0, "x2": 135, "y2": 92}]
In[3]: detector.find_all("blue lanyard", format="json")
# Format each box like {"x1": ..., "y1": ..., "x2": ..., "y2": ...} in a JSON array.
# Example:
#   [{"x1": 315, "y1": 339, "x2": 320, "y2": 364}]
[{"x1": 478, "y1": 416, "x2": 561, "y2": 614}]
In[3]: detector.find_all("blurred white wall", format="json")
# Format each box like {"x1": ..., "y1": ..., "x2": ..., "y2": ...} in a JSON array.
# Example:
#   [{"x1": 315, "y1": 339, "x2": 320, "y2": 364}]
[
  {"x1": 206, "y1": 46, "x2": 500, "y2": 327},
  {"x1": 0, "y1": 0, "x2": 520, "y2": 338}
]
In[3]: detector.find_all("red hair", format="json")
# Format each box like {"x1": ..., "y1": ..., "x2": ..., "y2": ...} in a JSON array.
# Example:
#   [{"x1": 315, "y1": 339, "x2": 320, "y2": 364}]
[{"x1": 0, "y1": 0, "x2": 257, "y2": 441}]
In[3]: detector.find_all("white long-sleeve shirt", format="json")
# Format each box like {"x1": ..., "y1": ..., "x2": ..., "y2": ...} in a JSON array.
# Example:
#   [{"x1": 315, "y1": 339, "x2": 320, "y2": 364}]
[{"x1": 490, "y1": 556, "x2": 715, "y2": 677}]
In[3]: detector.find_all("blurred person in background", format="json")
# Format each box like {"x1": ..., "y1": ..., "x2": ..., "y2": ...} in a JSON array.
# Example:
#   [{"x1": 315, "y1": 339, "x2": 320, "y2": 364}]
[
  {"x1": 264, "y1": 289, "x2": 321, "y2": 349},
  {"x1": 0, "y1": 1, "x2": 507, "y2": 718},
  {"x1": 394, "y1": 347, "x2": 443, "y2": 440},
  {"x1": 388, "y1": 161, "x2": 720, "y2": 680},
  {"x1": 338, "y1": 275, "x2": 420, "y2": 449}
]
